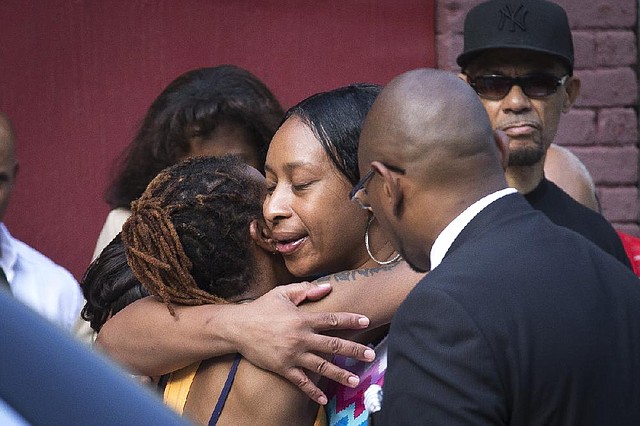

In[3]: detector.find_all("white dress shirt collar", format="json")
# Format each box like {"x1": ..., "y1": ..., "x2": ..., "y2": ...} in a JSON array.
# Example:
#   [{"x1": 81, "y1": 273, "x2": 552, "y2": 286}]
[
  {"x1": 0, "y1": 223, "x2": 18, "y2": 283},
  {"x1": 430, "y1": 188, "x2": 517, "y2": 270}
]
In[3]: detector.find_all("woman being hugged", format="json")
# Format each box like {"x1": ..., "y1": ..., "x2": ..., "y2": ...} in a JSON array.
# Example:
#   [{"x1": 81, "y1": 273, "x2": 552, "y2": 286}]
[
  {"x1": 264, "y1": 83, "x2": 405, "y2": 425},
  {"x1": 98, "y1": 85, "x2": 424, "y2": 425},
  {"x1": 89, "y1": 155, "x2": 318, "y2": 425}
]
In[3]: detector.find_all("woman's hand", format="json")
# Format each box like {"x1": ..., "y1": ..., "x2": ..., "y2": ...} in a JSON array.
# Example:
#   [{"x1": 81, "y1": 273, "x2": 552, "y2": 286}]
[{"x1": 231, "y1": 282, "x2": 375, "y2": 405}]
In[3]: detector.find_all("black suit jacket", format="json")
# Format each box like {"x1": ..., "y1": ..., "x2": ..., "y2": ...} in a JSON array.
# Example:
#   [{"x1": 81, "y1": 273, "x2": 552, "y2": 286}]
[{"x1": 379, "y1": 194, "x2": 640, "y2": 425}]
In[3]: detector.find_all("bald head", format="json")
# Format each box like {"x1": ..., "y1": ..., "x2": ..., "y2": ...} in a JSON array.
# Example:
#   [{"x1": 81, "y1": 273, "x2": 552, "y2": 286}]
[
  {"x1": 357, "y1": 69, "x2": 509, "y2": 272},
  {"x1": 544, "y1": 144, "x2": 599, "y2": 212},
  {"x1": 359, "y1": 68, "x2": 506, "y2": 189},
  {"x1": 0, "y1": 113, "x2": 18, "y2": 222},
  {"x1": 0, "y1": 113, "x2": 16, "y2": 158}
]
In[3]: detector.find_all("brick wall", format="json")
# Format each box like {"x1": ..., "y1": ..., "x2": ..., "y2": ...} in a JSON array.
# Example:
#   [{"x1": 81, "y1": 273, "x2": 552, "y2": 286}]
[{"x1": 436, "y1": 0, "x2": 640, "y2": 235}]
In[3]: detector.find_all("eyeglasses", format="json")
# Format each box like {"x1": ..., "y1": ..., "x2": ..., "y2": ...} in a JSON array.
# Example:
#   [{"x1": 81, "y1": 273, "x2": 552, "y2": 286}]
[
  {"x1": 467, "y1": 73, "x2": 569, "y2": 100},
  {"x1": 349, "y1": 163, "x2": 405, "y2": 209}
]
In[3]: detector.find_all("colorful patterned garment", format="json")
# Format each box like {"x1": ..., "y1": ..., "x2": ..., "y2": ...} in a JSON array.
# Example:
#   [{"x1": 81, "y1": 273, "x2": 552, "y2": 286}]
[{"x1": 325, "y1": 336, "x2": 388, "y2": 426}]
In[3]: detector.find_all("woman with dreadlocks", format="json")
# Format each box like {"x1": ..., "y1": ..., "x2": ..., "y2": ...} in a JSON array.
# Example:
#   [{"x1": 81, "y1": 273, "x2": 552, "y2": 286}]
[{"x1": 91, "y1": 155, "x2": 321, "y2": 425}]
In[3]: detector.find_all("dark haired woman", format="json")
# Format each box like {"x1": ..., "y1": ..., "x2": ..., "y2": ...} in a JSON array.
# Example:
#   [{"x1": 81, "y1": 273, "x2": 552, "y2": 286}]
[
  {"x1": 80, "y1": 234, "x2": 146, "y2": 333},
  {"x1": 92, "y1": 65, "x2": 284, "y2": 260}
]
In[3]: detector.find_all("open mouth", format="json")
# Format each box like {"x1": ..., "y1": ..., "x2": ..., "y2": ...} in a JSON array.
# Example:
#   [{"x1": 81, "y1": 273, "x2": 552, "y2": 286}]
[{"x1": 274, "y1": 236, "x2": 308, "y2": 255}]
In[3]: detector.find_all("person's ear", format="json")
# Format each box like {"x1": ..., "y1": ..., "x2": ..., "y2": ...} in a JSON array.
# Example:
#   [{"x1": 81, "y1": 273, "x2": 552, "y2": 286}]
[
  {"x1": 493, "y1": 130, "x2": 510, "y2": 171},
  {"x1": 562, "y1": 76, "x2": 580, "y2": 113},
  {"x1": 249, "y1": 219, "x2": 276, "y2": 254},
  {"x1": 371, "y1": 161, "x2": 405, "y2": 219}
]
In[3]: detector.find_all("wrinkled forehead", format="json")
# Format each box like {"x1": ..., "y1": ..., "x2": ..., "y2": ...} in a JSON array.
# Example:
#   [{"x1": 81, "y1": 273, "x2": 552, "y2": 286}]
[{"x1": 464, "y1": 48, "x2": 568, "y2": 75}]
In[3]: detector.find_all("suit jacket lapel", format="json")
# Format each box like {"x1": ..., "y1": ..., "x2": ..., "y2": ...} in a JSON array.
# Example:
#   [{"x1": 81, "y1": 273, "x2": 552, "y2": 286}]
[{"x1": 443, "y1": 193, "x2": 531, "y2": 261}]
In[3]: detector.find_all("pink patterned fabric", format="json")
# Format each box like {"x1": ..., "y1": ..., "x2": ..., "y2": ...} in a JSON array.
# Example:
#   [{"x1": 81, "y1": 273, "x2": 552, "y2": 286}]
[{"x1": 325, "y1": 337, "x2": 387, "y2": 426}]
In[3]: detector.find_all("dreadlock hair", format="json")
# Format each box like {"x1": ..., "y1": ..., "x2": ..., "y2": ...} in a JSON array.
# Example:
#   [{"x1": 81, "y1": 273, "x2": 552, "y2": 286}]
[
  {"x1": 106, "y1": 65, "x2": 284, "y2": 209},
  {"x1": 121, "y1": 155, "x2": 265, "y2": 315},
  {"x1": 80, "y1": 234, "x2": 149, "y2": 332}
]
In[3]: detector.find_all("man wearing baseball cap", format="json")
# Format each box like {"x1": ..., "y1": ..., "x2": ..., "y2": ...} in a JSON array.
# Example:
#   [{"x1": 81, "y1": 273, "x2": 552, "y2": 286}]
[{"x1": 458, "y1": 0, "x2": 631, "y2": 268}]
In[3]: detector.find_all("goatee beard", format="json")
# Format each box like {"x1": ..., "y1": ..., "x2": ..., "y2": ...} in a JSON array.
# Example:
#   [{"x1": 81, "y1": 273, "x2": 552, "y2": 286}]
[{"x1": 508, "y1": 147, "x2": 544, "y2": 167}]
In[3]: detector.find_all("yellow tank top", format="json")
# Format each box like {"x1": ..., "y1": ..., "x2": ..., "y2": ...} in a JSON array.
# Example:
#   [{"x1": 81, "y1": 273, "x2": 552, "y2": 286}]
[{"x1": 162, "y1": 361, "x2": 327, "y2": 425}]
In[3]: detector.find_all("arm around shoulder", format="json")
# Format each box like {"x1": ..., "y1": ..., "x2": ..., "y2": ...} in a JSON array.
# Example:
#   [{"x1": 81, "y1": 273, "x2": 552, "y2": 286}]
[
  {"x1": 96, "y1": 282, "x2": 375, "y2": 405},
  {"x1": 302, "y1": 261, "x2": 424, "y2": 332},
  {"x1": 96, "y1": 296, "x2": 240, "y2": 375}
]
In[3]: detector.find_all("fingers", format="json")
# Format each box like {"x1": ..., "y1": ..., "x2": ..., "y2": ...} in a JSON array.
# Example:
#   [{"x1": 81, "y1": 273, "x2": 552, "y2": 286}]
[
  {"x1": 283, "y1": 351, "x2": 374, "y2": 405},
  {"x1": 277, "y1": 281, "x2": 333, "y2": 305},
  {"x1": 306, "y1": 333, "x2": 376, "y2": 363},
  {"x1": 297, "y1": 352, "x2": 362, "y2": 389},
  {"x1": 304, "y1": 282, "x2": 334, "y2": 301},
  {"x1": 282, "y1": 367, "x2": 329, "y2": 405},
  {"x1": 310, "y1": 311, "x2": 371, "y2": 333}
]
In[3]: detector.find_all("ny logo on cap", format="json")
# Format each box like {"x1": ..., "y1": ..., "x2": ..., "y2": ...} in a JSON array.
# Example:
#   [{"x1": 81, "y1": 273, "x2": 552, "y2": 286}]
[{"x1": 498, "y1": 4, "x2": 528, "y2": 32}]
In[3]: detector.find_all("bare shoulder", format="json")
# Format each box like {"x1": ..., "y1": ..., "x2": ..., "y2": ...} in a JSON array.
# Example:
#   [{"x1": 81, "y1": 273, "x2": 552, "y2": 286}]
[{"x1": 188, "y1": 356, "x2": 319, "y2": 426}]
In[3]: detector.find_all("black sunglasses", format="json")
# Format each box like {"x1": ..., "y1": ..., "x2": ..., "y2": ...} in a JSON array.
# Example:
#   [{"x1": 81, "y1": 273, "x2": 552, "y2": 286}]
[{"x1": 467, "y1": 73, "x2": 569, "y2": 100}]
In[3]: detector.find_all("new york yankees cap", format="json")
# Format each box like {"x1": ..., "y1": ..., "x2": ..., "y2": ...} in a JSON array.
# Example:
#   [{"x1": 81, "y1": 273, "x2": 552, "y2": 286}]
[{"x1": 457, "y1": 0, "x2": 574, "y2": 73}]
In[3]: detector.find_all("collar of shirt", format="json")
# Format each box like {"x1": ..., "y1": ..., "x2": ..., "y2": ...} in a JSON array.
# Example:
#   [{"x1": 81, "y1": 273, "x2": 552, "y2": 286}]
[
  {"x1": 429, "y1": 188, "x2": 517, "y2": 270},
  {"x1": 0, "y1": 223, "x2": 18, "y2": 284}
]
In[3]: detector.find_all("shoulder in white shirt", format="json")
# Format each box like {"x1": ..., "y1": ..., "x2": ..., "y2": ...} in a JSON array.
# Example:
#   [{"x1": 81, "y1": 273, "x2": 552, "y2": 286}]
[{"x1": 0, "y1": 223, "x2": 83, "y2": 332}]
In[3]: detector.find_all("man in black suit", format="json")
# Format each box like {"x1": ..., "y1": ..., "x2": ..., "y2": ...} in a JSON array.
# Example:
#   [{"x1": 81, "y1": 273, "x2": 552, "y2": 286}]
[
  {"x1": 354, "y1": 68, "x2": 640, "y2": 424},
  {"x1": 457, "y1": 0, "x2": 631, "y2": 268}
]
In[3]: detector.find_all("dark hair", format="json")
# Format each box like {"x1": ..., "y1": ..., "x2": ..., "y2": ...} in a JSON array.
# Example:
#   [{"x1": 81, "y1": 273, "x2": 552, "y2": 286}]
[
  {"x1": 106, "y1": 65, "x2": 284, "y2": 209},
  {"x1": 283, "y1": 83, "x2": 382, "y2": 185},
  {"x1": 121, "y1": 156, "x2": 265, "y2": 314},
  {"x1": 80, "y1": 234, "x2": 148, "y2": 332}
]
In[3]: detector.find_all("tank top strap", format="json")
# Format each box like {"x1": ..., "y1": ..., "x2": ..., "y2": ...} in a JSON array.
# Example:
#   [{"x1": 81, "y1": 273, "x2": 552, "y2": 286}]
[{"x1": 209, "y1": 352, "x2": 242, "y2": 426}]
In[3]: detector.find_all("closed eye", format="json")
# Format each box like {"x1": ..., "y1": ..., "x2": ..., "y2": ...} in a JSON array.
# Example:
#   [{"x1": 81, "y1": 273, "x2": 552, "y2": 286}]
[
  {"x1": 265, "y1": 184, "x2": 276, "y2": 195},
  {"x1": 293, "y1": 182, "x2": 313, "y2": 191}
]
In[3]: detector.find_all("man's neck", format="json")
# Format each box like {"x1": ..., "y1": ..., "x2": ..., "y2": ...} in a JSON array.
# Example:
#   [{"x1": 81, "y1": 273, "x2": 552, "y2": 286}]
[{"x1": 505, "y1": 163, "x2": 545, "y2": 194}]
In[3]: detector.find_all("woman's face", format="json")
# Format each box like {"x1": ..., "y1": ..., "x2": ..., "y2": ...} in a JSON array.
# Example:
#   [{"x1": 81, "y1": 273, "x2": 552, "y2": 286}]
[
  {"x1": 187, "y1": 121, "x2": 261, "y2": 170},
  {"x1": 264, "y1": 116, "x2": 370, "y2": 278}
]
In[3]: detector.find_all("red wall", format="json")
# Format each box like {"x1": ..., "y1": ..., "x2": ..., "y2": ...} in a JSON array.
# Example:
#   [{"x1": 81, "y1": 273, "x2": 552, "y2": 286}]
[{"x1": 0, "y1": 1, "x2": 436, "y2": 279}]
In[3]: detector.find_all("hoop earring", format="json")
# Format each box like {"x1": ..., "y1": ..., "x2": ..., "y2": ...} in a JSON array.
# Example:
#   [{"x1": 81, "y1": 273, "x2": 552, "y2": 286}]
[{"x1": 365, "y1": 216, "x2": 401, "y2": 265}]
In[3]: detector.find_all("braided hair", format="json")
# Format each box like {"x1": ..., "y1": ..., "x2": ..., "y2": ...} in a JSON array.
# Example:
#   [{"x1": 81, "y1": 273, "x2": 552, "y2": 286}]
[{"x1": 121, "y1": 155, "x2": 265, "y2": 315}]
